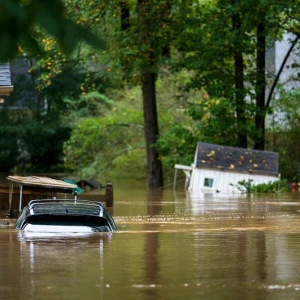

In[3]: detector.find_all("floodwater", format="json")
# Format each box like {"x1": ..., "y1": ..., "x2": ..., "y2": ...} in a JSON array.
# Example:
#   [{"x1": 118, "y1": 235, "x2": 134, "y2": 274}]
[{"x1": 1, "y1": 179, "x2": 300, "y2": 299}]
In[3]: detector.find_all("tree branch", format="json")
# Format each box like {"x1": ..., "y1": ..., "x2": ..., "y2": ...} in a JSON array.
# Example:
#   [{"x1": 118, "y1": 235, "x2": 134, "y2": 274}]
[{"x1": 266, "y1": 34, "x2": 299, "y2": 109}]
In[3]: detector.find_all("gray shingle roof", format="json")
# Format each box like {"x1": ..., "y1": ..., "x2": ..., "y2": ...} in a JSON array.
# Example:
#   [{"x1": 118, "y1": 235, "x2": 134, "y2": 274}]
[{"x1": 196, "y1": 142, "x2": 279, "y2": 176}]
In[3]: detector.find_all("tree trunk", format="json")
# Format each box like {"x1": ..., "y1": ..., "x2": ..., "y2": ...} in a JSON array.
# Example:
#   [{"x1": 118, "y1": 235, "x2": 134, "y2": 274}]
[
  {"x1": 232, "y1": 10, "x2": 247, "y2": 148},
  {"x1": 142, "y1": 72, "x2": 164, "y2": 188},
  {"x1": 255, "y1": 13, "x2": 266, "y2": 150},
  {"x1": 137, "y1": 0, "x2": 164, "y2": 188}
]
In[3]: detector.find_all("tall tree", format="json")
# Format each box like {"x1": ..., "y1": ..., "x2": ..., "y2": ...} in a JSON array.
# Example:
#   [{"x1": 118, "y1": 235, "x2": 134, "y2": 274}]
[
  {"x1": 231, "y1": 0, "x2": 247, "y2": 148},
  {"x1": 173, "y1": 0, "x2": 300, "y2": 151},
  {"x1": 60, "y1": 0, "x2": 171, "y2": 187},
  {"x1": 177, "y1": 0, "x2": 255, "y2": 147},
  {"x1": 137, "y1": 0, "x2": 163, "y2": 188},
  {"x1": 255, "y1": 8, "x2": 266, "y2": 150}
]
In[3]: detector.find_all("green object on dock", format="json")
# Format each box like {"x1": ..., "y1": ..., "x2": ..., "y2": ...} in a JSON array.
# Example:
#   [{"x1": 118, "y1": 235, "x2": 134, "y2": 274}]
[
  {"x1": 63, "y1": 179, "x2": 84, "y2": 194},
  {"x1": 0, "y1": 222, "x2": 9, "y2": 226}
]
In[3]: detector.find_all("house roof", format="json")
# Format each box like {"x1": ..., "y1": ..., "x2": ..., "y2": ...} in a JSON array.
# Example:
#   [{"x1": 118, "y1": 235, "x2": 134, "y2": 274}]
[
  {"x1": 195, "y1": 143, "x2": 279, "y2": 176},
  {"x1": 0, "y1": 63, "x2": 13, "y2": 95}
]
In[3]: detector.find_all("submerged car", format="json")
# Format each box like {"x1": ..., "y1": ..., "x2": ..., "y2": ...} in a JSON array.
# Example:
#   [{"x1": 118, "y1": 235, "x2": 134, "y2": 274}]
[{"x1": 14, "y1": 199, "x2": 117, "y2": 233}]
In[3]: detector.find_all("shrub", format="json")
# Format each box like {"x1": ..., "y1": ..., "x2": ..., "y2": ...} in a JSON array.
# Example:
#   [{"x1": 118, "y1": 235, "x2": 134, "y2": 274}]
[{"x1": 232, "y1": 179, "x2": 289, "y2": 193}]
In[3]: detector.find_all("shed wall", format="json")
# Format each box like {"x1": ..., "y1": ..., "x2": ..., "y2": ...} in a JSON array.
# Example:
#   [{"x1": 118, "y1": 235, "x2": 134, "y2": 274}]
[{"x1": 189, "y1": 168, "x2": 279, "y2": 193}]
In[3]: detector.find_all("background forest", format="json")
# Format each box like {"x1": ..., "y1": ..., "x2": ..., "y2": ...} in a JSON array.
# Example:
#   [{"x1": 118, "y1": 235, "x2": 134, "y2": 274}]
[{"x1": 1, "y1": 0, "x2": 300, "y2": 186}]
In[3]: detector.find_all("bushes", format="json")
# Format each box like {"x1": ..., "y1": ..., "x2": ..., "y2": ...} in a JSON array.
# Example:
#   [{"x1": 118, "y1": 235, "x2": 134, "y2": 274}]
[{"x1": 233, "y1": 179, "x2": 289, "y2": 193}]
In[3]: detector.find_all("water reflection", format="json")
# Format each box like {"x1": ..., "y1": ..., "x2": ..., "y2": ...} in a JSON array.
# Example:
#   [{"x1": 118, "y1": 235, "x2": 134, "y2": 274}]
[
  {"x1": 0, "y1": 230, "x2": 113, "y2": 299},
  {"x1": 256, "y1": 232, "x2": 267, "y2": 281},
  {"x1": 186, "y1": 191, "x2": 246, "y2": 213},
  {"x1": 19, "y1": 231, "x2": 112, "y2": 242},
  {"x1": 141, "y1": 189, "x2": 162, "y2": 298}
]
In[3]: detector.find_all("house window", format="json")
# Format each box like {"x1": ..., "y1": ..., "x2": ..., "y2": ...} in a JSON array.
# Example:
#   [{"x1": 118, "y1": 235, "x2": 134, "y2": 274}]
[{"x1": 204, "y1": 178, "x2": 214, "y2": 188}]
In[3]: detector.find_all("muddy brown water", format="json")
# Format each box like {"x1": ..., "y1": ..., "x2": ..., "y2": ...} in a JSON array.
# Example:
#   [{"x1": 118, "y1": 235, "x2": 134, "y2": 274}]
[{"x1": 1, "y1": 178, "x2": 300, "y2": 299}]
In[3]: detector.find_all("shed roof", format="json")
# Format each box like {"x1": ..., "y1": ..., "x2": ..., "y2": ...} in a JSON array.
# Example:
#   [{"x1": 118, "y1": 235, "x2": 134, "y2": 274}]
[
  {"x1": 7, "y1": 176, "x2": 77, "y2": 189},
  {"x1": 195, "y1": 143, "x2": 279, "y2": 176}
]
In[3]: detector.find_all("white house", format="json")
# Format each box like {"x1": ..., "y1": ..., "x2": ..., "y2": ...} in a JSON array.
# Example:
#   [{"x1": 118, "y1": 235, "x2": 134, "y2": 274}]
[{"x1": 174, "y1": 142, "x2": 279, "y2": 193}]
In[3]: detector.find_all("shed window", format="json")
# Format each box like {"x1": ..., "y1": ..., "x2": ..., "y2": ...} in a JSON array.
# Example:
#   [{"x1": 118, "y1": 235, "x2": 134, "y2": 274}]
[{"x1": 204, "y1": 178, "x2": 214, "y2": 188}]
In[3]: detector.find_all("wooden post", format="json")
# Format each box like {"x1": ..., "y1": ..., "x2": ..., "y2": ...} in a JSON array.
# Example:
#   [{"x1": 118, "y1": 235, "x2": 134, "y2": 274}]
[
  {"x1": 8, "y1": 182, "x2": 13, "y2": 218},
  {"x1": 173, "y1": 168, "x2": 177, "y2": 190},
  {"x1": 105, "y1": 182, "x2": 113, "y2": 207},
  {"x1": 19, "y1": 185, "x2": 23, "y2": 211}
]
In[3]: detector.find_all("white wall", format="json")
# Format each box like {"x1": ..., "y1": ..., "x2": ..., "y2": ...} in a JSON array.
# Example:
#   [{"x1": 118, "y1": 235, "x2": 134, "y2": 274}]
[{"x1": 189, "y1": 168, "x2": 279, "y2": 193}]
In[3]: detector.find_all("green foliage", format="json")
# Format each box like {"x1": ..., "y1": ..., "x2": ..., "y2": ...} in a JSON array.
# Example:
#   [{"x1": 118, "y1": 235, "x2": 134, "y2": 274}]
[
  {"x1": 173, "y1": 0, "x2": 299, "y2": 148},
  {"x1": 109, "y1": 149, "x2": 147, "y2": 180},
  {"x1": 63, "y1": 106, "x2": 145, "y2": 179},
  {"x1": 0, "y1": 0, "x2": 116, "y2": 173},
  {"x1": 233, "y1": 179, "x2": 289, "y2": 193},
  {"x1": 0, "y1": 106, "x2": 70, "y2": 172},
  {"x1": 17, "y1": 117, "x2": 70, "y2": 172},
  {"x1": 155, "y1": 94, "x2": 255, "y2": 170},
  {"x1": 155, "y1": 123, "x2": 197, "y2": 168},
  {"x1": 3, "y1": 0, "x2": 300, "y2": 185},
  {"x1": 269, "y1": 88, "x2": 300, "y2": 182},
  {"x1": 187, "y1": 98, "x2": 253, "y2": 146},
  {"x1": 0, "y1": 111, "x2": 19, "y2": 171},
  {"x1": 63, "y1": 91, "x2": 113, "y2": 119},
  {"x1": 63, "y1": 69, "x2": 197, "y2": 180},
  {"x1": 0, "y1": 0, "x2": 104, "y2": 62}
]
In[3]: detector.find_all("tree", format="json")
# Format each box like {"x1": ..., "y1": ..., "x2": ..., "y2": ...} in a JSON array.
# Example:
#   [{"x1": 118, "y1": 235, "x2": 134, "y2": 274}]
[
  {"x1": 94, "y1": 0, "x2": 173, "y2": 188},
  {"x1": 0, "y1": 0, "x2": 103, "y2": 61},
  {"x1": 174, "y1": 0, "x2": 255, "y2": 147},
  {"x1": 58, "y1": 0, "x2": 168, "y2": 187},
  {"x1": 136, "y1": 0, "x2": 164, "y2": 188},
  {"x1": 255, "y1": 6, "x2": 266, "y2": 150},
  {"x1": 271, "y1": 88, "x2": 300, "y2": 181},
  {"x1": 174, "y1": 0, "x2": 300, "y2": 151},
  {"x1": 0, "y1": 0, "x2": 108, "y2": 172},
  {"x1": 231, "y1": 0, "x2": 248, "y2": 148}
]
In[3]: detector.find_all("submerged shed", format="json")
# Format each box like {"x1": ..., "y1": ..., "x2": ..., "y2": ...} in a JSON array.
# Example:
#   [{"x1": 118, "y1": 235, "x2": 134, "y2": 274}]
[
  {"x1": 195, "y1": 143, "x2": 278, "y2": 175},
  {"x1": 175, "y1": 142, "x2": 279, "y2": 193}
]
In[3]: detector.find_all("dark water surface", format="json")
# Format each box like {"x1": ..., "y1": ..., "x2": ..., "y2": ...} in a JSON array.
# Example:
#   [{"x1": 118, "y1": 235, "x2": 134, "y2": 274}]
[{"x1": 1, "y1": 179, "x2": 300, "y2": 299}]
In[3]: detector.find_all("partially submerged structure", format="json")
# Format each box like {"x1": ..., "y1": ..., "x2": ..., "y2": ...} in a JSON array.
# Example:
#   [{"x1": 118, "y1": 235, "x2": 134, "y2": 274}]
[{"x1": 174, "y1": 143, "x2": 279, "y2": 193}]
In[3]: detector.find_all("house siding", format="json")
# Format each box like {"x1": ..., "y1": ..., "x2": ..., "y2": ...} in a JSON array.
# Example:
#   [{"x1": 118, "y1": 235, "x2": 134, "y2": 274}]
[
  {"x1": 176, "y1": 142, "x2": 280, "y2": 194},
  {"x1": 189, "y1": 168, "x2": 278, "y2": 193}
]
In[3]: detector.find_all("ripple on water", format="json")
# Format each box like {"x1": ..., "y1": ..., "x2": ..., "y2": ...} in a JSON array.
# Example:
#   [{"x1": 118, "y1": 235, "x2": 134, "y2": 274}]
[{"x1": 114, "y1": 212, "x2": 300, "y2": 234}]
